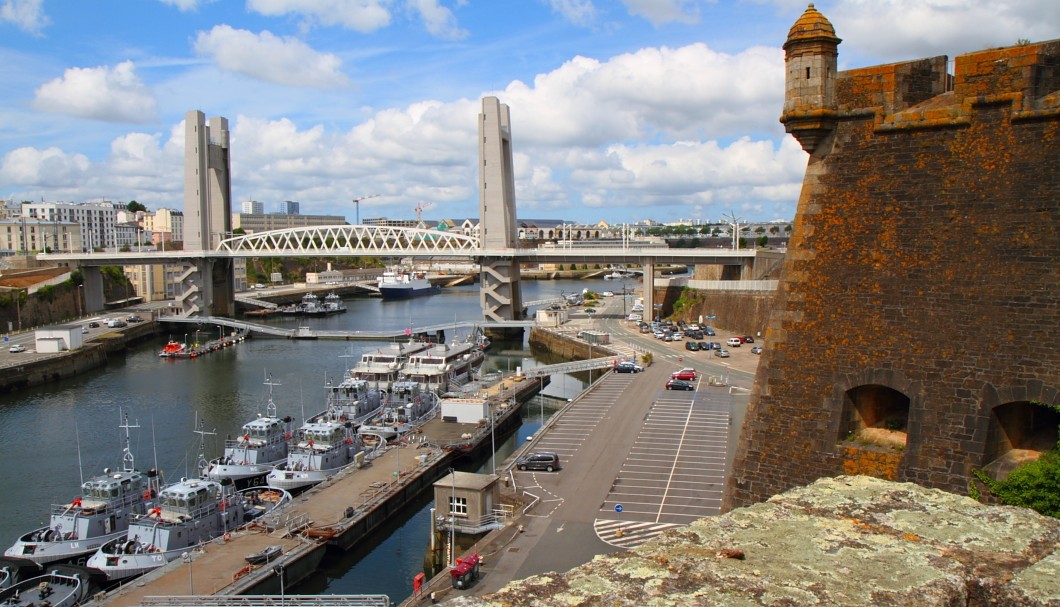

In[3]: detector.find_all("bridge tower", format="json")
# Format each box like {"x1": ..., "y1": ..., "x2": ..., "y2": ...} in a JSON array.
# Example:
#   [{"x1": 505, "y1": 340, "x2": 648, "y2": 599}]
[
  {"x1": 182, "y1": 110, "x2": 235, "y2": 317},
  {"x1": 478, "y1": 97, "x2": 524, "y2": 337}
]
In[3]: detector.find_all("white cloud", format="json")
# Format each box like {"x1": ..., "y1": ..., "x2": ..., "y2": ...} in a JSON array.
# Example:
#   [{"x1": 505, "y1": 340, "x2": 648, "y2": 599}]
[
  {"x1": 247, "y1": 0, "x2": 392, "y2": 33},
  {"x1": 545, "y1": 0, "x2": 598, "y2": 25},
  {"x1": 500, "y1": 43, "x2": 784, "y2": 147},
  {"x1": 33, "y1": 61, "x2": 158, "y2": 123},
  {"x1": 621, "y1": 0, "x2": 702, "y2": 26},
  {"x1": 825, "y1": 0, "x2": 1060, "y2": 62},
  {"x1": 158, "y1": 0, "x2": 211, "y2": 11},
  {"x1": 409, "y1": 0, "x2": 468, "y2": 40},
  {"x1": 0, "y1": 147, "x2": 91, "y2": 187},
  {"x1": 0, "y1": 0, "x2": 49, "y2": 34},
  {"x1": 194, "y1": 25, "x2": 351, "y2": 88}
]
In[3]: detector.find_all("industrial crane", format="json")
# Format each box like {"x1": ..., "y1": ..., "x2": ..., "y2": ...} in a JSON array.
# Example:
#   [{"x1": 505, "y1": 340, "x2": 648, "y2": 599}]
[
  {"x1": 352, "y1": 194, "x2": 381, "y2": 225},
  {"x1": 414, "y1": 202, "x2": 435, "y2": 226}
]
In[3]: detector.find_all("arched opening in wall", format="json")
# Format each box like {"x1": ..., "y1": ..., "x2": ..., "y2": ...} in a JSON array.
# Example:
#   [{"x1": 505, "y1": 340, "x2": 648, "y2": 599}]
[
  {"x1": 839, "y1": 384, "x2": 909, "y2": 450},
  {"x1": 982, "y1": 401, "x2": 1060, "y2": 481}
]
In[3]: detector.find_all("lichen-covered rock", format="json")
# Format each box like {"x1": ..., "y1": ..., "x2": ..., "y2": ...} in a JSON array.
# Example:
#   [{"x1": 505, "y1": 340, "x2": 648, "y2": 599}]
[{"x1": 448, "y1": 476, "x2": 1060, "y2": 606}]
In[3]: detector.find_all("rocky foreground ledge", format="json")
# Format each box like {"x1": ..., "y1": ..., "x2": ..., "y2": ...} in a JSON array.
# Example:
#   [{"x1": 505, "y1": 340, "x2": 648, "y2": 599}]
[{"x1": 449, "y1": 476, "x2": 1060, "y2": 606}]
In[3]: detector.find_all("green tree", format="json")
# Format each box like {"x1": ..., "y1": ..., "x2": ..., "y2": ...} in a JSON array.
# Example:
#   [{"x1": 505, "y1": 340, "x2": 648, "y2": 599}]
[
  {"x1": 127, "y1": 200, "x2": 146, "y2": 213},
  {"x1": 769, "y1": 226, "x2": 780, "y2": 235},
  {"x1": 756, "y1": 235, "x2": 769, "y2": 247}
]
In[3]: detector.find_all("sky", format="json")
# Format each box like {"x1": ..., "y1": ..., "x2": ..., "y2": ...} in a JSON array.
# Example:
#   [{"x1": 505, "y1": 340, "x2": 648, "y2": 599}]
[{"x1": 0, "y1": 1, "x2": 1057, "y2": 225}]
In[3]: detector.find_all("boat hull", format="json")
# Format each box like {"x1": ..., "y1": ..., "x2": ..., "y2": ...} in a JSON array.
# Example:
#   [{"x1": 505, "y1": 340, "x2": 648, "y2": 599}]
[
  {"x1": 4, "y1": 528, "x2": 123, "y2": 567},
  {"x1": 378, "y1": 285, "x2": 440, "y2": 300}
]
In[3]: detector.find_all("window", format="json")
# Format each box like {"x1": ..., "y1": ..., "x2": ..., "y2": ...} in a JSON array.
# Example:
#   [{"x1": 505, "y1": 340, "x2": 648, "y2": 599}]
[
  {"x1": 449, "y1": 495, "x2": 467, "y2": 517},
  {"x1": 806, "y1": 67, "x2": 811, "y2": 79}
]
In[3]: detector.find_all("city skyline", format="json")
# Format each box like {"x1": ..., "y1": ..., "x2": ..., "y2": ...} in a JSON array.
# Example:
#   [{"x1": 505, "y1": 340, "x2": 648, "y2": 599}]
[{"x1": 0, "y1": 0, "x2": 1056, "y2": 224}]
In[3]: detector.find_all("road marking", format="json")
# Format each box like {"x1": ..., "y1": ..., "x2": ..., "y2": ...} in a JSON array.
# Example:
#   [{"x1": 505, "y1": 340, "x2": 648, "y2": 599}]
[{"x1": 594, "y1": 519, "x2": 685, "y2": 549}]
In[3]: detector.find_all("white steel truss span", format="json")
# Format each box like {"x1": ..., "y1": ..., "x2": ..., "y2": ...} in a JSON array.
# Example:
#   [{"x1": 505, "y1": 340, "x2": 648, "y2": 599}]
[{"x1": 217, "y1": 225, "x2": 480, "y2": 255}]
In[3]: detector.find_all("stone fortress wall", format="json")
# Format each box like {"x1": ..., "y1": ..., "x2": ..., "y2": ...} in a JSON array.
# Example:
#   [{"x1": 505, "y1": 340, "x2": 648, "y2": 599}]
[{"x1": 724, "y1": 5, "x2": 1060, "y2": 509}]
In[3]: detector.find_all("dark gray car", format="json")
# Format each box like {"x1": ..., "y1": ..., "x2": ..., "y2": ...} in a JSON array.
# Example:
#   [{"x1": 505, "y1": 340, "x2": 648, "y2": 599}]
[{"x1": 516, "y1": 452, "x2": 561, "y2": 472}]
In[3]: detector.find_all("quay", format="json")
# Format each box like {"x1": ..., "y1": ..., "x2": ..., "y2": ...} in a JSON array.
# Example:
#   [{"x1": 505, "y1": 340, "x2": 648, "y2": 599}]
[{"x1": 88, "y1": 375, "x2": 546, "y2": 607}]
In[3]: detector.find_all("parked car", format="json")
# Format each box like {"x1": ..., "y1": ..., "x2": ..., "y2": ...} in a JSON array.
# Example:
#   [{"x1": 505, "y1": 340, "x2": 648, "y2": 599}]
[
  {"x1": 628, "y1": 314, "x2": 643, "y2": 322},
  {"x1": 698, "y1": 341, "x2": 712, "y2": 350},
  {"x1": 672, "y1": 368, "x2": 697, "y2": 381},
  {"x1": 708, "y1": 342, "x2": 721, "y2": 351},
  {"x1": 714, "y1": 348, "x2": 730, "y2": 358},
  {"x1": 615, "y1": 361, "x2": 644, "y2": 373},
  {"x1": 704, "y1": 327, "x2": 716, "y2": 336},
  {"x1": 751, "y1": 346, "x2": 763, "y2": 354},
  {"x1": 684, "y1": 341, "x2": 700, "y2": 351},
  {"x1": 665, "y1": 378, "x2": 695, "y2": 391},
  {"x1": 584, "y1": 308, "x2": 596, "y2": 314},
  {"x1": 726, "y1": 337, "x2": 743, "y2": 347},
  {"x1": 516, "y1": 452, "x2": 561, "y2": 472},
  {"x1": 252, "y1": 283, "x2": 266, "y2": 289},
  {"x1": 9, "y1": 344, "x2": 26, "y2": 353},
  {"x1": 601, "y1": 291, "x2": 614, "y2": 297},
  {"x1": 742, "y1": 336, "x2": 755, "y2": 343}
]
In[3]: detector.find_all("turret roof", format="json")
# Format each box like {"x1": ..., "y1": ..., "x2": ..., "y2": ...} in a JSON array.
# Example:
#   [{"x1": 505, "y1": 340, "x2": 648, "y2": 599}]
[{"x1": 785, "y1": 3, "x2": 841, "y2": 48}]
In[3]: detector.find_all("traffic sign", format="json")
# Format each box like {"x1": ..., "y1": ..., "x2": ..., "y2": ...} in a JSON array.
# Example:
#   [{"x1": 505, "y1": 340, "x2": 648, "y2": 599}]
[{"x1": 614, "y1": 504, "x2": 623, "y2": 513}]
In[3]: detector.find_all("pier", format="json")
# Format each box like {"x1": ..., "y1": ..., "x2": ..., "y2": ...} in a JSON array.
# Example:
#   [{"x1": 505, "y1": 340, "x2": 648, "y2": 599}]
[{"x1": 89, "y1": 375, "x2": 545, "y2": 607}]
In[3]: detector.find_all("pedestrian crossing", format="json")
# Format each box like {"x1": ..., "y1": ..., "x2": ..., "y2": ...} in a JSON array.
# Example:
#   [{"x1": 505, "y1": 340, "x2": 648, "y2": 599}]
[{"x1": 593, "y1": 518, "x2": 685, "y2": 549}]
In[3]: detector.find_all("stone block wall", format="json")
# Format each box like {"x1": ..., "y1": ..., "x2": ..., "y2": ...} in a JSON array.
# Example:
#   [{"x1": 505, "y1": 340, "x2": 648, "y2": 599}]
[{"x1": 725, "y1": 39, "x2": 1060, "y2": 509}]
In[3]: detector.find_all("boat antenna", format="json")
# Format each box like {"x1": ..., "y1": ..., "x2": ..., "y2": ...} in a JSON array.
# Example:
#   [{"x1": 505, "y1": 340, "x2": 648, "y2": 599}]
[
  {"x1": 76, "y1": 420, "x2": 84, "y2": 486},
  {"x1": 299, "y1": 378, "x2": 306, "y2": 425},
  {"x1": 192, "y1": 414, "x2": 216, "y2": 478},
  {"x1": 119, "y1": 410, "x2": 140, "y2": 473},
  {"x1": 264, "y1": 372, "x2": 280, "y2": 419},
  {"x1": 152, "y1": 416, "x2": 160, "y2": 477}
]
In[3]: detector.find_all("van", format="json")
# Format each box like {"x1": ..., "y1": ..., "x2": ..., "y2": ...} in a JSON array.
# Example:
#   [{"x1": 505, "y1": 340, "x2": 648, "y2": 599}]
[
  {"x1": 726, "y1": 337, "x2": 742, "y2": 347},
  {"x1": 515, "y1": 452, "x2": 560, "y2": 472}
]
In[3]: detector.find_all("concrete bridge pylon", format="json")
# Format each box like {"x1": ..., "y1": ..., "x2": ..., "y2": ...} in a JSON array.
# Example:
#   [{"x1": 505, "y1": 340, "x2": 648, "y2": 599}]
[{"x1": 478, "y1": 97, "x2": 524, "y2": 338}]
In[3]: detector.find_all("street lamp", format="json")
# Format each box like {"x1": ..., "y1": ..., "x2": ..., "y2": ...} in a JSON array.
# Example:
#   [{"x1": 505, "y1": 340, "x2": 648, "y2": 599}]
[
  {"x1": 76, "y1": 284, "x2": 83, "y2": 318},
  {"x1": 273, "y1": 564, "x2": 285, "y2": 607},
  {"x1": 182, "y1": 551, "x2": 194, "y2": 594},
  {"x1": 449, "y1": 468, "x2": 456, "y2": 567}
]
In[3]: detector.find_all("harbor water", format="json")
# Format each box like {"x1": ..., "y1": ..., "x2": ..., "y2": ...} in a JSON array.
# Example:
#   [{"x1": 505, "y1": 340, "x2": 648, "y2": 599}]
[{"x1": 0, "y1": 278, "x2": 623, "y2": 603}]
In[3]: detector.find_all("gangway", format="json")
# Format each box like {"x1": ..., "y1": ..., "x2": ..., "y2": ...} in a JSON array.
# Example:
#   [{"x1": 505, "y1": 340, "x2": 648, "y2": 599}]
[
  {"x1": 521, "y1": 357, "x2": 619, "y2": 378},
  {"x1": 157, "y1": 317, "x2": 534, "y2": 340},
  {"x1": 524, "y1": 297, "x2": 565, "y2": 308},
  {"x1": 235, "y1": 296, "x2": 279, "y2": 309},
  {"x1": 138, "y1": 596, "x2": 389, "y2": 607}
]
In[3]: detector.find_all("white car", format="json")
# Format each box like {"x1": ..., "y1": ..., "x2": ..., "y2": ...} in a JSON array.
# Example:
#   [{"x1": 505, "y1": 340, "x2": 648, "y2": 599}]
[
  {"x1": 627, "y1": 313, "x2": 643, "y2": 322},
  {"x1": 9, "y1": 344, "x2": 26, "y2": 353},
  {"x1": 601, "y1": 291, "x2": 614, "y2": 297}
]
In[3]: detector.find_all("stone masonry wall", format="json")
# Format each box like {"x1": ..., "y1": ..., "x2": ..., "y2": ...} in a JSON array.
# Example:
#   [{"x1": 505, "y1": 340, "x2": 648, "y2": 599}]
[{"x1": 725, "y1": 39, "x2": 1060, "y2": 509}]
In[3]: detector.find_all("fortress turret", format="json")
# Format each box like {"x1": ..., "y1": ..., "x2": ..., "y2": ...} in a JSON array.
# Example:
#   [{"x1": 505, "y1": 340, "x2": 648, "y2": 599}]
[{"x1": 780, "y1": 4, "x2": 841, "y2": 153}]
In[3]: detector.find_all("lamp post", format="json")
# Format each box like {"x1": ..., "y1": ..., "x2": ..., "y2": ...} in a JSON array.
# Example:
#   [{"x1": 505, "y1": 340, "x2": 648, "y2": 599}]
[
  {"x1": 449, "y1": 468, "x2": 456, "y2": 567},
  {"x1": 489, "y1": 406, "x2": 496, "y2": 476},
  {"x1": 76, "y1": 284, "x2": 83, "y2": 318},
  {"x1": 182, "y1": 551, "x2": 194, "y2": 594},
  {"x1": 273, "y1": 564, "x2": 285, "y2": 607}
]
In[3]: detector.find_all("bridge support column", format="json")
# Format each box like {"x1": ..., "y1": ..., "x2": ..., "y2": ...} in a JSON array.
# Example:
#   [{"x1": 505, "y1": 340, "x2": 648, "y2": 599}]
[
  {"x1": 178, "y1": 259, "x2": 234, "y2": 317},
  {"x1": 478, "y1": 96, "x2": 524, "y2": 340},
  {"x1": 81, "y1": 266, "x2": 105, "y2": 313},
  {"x1": 642, "y1": 261, "x2": 655, "y2": 321}
]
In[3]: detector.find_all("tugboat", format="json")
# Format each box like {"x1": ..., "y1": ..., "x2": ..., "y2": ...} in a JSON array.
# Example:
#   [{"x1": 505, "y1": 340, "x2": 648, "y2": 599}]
[
  {"x1": 204, "y1": 376, "x2": 295, "y2": 488},
  {"x1": 4, "y1": 414, "x2": 161, "y2": 569},
  {"x1": 158, "y1": 340, "x2": 186, "y2": 357}
]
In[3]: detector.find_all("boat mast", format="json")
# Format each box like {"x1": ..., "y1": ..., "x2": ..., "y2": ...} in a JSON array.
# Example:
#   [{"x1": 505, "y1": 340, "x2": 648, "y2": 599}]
[
  {"x1": 193, "y1": 416, "x2": 216, "y2": 478},
  {"x1": 120, "y1": 411, "x2": 140, "y2": 473}
]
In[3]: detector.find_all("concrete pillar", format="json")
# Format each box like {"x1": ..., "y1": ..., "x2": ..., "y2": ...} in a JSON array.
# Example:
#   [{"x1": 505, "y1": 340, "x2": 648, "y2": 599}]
[
  {"x1": 82, "y1": 266, "x2": 105, "y2": 313},
  {"x1": 478, "y1": 97, "x2": 524, "y2": 337},
  {"x1": 178, "y1": 259, "x2": 234, "y2": 318},
  {"x1": 642, "y1": 261, "x2": 655, "y2": 321}
]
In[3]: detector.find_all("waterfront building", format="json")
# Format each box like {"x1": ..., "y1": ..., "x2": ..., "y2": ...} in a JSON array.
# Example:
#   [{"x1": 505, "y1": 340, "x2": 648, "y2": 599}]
[{"x1": 21, "y1": 200, "x2": 123, "y2": 251}]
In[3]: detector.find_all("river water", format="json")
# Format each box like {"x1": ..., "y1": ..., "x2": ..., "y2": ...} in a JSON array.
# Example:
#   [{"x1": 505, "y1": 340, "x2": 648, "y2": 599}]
[{"x1": 0, "y1": 278, "x2": 618, "y2": 603}]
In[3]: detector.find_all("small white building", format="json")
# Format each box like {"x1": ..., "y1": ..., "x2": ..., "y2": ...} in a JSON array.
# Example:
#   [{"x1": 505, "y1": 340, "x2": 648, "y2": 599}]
[
  {"x1": 440, "y1": 398, "x2": 489, "y2": 424},
  {"x1": 535, "y1": 308, "x2": 567, "y2": 327},
  {"x1": 34, "y1": 324, "x2": 84, "y2": 352}
]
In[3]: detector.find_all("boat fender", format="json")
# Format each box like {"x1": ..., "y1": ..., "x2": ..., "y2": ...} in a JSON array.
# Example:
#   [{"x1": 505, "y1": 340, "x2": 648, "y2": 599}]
[
  {"x1": 223, "y1": 532, "x2": 232, "y2": 542},
  {"x1": 143, "y1": 490, "x2": 152, "y2": 500}
]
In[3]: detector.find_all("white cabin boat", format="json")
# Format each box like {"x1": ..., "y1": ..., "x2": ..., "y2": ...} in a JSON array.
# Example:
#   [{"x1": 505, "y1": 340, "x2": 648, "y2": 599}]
[
  {"x1": 266, "y1": 420, "x2": 364, "y2": 493},
  {"x1": 205, "y1": 377, "x2": 294, "y2": 488}
]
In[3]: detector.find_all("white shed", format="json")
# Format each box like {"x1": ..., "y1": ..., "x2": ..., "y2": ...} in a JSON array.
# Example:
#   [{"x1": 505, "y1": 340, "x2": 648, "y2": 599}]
[
  {"x1": 34, "y1": 324, "x2": 84, "y2": 352},
  {"x1": 440, "y1": 398, "x2": 489, "y2": 424}
]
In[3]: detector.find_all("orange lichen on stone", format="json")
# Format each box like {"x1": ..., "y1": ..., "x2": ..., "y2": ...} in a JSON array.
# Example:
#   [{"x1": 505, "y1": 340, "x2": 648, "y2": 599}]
[{"x1": 840, "y1": 446, "x2": 901, "y2": 481}]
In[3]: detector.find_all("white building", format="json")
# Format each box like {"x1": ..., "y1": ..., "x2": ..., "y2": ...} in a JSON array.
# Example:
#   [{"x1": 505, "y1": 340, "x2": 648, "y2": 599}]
[
  {"x1": 21, "y1": 201, "x2": 124, "y2": 251},
  {"x1": 241, "y1": 200, "x2": 264, "y2": 215},
  {"x1": 0, "y1": 217, "x2": 83, "y2": 254}
]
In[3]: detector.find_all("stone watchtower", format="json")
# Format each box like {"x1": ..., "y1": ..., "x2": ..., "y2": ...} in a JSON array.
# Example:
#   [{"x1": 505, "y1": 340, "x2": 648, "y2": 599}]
[
  {"x1": 779, "y1": 3, "x2": 840, "y2": 154},
  {"x1": 724, "y1": 5, "x2": 1060, "y2": 510}
]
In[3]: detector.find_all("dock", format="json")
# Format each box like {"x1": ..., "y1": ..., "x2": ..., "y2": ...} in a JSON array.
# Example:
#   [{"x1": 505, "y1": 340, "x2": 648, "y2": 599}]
[{"x1": 89, "y1": 374, "x2": 544, "y2": 607}]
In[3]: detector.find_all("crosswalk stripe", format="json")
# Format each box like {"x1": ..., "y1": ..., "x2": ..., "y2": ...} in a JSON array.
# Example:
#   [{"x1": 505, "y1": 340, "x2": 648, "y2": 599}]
[{"x1": 593, "y1": 518, "x2": 685, "y2": 549}]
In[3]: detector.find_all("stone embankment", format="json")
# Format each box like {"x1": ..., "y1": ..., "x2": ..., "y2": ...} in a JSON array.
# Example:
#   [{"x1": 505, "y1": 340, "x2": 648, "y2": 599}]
[{"x1": 446, "y1": 476, "x2": 1060, "y2": 606}]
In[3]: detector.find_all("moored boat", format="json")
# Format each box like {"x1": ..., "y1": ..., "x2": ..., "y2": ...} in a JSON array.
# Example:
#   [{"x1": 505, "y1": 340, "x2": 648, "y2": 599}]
[
  {"x1": 244, "y1": 544, "x2": 282, "y2": 565},
  {"x1": 377, "y1": 269, "x2": 439, "y2": 300},
  {"x1": 3, "y1": 414, "x2": 161, "y2": 569},
  {"x1": 347, "y1": 340, "x2": 433, "y2": 389},
  {"x1": 358, "y1": 381, "x2": 440, "y2": 442},
  {"x1": 158, "y1": 340, "x2": 186, "y2": 357},
  {"x1": 84, "y1": 478, "x2": 290, "y2": 582},
  {"x1": 399, "y1": 337, "x2": 485, "y2": 395},
  {"x1": 0, "y1": 571, "x2": 90, "y2": 607},
  {"x1": 205, "y1": 376, "x2": 295, "y2": 488},
  {"x1": 266, "y1": 418, "x2": 365, "y2": 493}
]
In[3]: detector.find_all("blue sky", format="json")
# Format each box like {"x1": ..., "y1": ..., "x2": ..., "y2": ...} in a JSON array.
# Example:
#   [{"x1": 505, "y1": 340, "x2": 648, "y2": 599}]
[{"x1": 1, "y1": 0, "x2": 1057, "y2": 224}]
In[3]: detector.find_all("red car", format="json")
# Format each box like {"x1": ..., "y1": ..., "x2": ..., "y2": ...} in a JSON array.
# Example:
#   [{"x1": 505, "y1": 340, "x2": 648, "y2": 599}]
[{"x1": 671, "y1": 368, "x2": 697, "y2": 381}]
